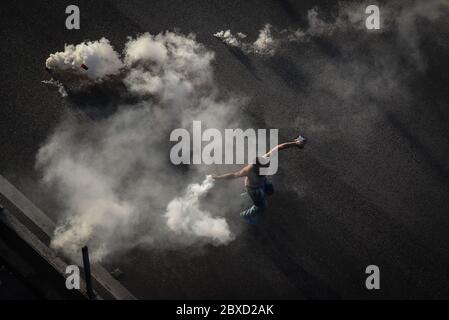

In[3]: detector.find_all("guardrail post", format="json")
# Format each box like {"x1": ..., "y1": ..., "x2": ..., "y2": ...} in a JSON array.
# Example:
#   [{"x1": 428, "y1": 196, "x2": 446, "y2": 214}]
[{"x1": 82, "y1": 246, "x2": 95, "y2": 299}]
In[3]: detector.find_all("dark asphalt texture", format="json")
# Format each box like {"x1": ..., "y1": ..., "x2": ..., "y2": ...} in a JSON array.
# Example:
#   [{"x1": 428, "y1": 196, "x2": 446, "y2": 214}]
[{"x1": 1, "y1": 0, "x2": 449, "y2": 299}]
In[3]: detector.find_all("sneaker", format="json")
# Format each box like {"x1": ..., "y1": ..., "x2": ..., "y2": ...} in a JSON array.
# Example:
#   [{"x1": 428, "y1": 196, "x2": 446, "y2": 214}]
[
  {"x1": 242, "y1": 214, "x2": 258, "y2": 225},
  {"x1": 240, "y1": 209, "x2": 258, "y2": 225}
]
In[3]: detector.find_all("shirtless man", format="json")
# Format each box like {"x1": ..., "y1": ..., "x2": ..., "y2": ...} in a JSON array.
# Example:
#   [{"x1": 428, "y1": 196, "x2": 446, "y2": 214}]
[{"x1": 212, "y1": 135, "x2": 307, "y2": 224}]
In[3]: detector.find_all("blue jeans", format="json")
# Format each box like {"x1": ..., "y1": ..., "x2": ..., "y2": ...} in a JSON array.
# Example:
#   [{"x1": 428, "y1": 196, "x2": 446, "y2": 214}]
[{"x1": 240, "y1": 181, "x2": 274, "y2": 220}]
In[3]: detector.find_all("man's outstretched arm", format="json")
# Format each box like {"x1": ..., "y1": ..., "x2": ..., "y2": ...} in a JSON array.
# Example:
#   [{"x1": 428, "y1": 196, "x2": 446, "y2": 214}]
[
  {"x1": 212, "y1": 165, "x2": 251, "y2": 180},
  {"x1": 263, "y1": 136, "x2": 307, "y2": 158}
]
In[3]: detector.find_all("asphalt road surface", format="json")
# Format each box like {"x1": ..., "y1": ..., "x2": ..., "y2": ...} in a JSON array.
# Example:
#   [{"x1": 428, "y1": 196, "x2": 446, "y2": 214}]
[{"x1": 1, "y1": 0, "x2": 449, "y2": 299}]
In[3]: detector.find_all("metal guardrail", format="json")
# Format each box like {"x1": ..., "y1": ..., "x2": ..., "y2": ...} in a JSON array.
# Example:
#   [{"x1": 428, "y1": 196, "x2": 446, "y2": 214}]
[
  {"x1": 0, "y1": 174, "x2": 136, "y2": 300},
  {"x1": 0, "y1": 204, "x2": 90, "y2": 298}
]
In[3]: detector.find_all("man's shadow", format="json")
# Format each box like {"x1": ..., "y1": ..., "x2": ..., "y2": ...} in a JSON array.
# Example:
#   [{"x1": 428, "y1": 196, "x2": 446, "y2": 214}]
[
  {"x1": 242, "y1": 188, "x2": 341, "y2": 299},
  {"x1": 46, "y1": 68, "x2": 142, "y2": 120}
]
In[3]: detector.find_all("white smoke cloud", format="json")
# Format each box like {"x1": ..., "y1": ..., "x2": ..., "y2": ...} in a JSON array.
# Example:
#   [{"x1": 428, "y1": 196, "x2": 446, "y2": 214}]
[
  {"x1": 46, "y1": 38, "x2": 124, "y2": 80},
  {"x1": 213, "y1": 30, "x2": 247, "y2": 48},
  {"x1": 214, "y1": 1, "x2": 449, "y2": 57},
  {"x1": 123, "y1": 32, "x2": 215, "y2": 103},
  {"x1": 165, "y1": 175, "x2": 233, "y2": 245},
  {"x1": 41, "y1": 79, "x2": 68, "y2": 97},
  {"x1": 252, "y1": 24, "x2": 278, "y2": 56},
  {"x1": 214, "y1": 24, "x2": 279, "y2": 57},
  {"x1": 39, "y1": 32, "x2": 242, "y2": 262},
  {"x1": 214, "y1": 24, "x2": 281, "y2": 56},
  {"x1": 213, "y1": 4, "x2": 367, "y2": 56},
  {"x1": 213, "y1": 0, "x2": 449, "y2": 143}
]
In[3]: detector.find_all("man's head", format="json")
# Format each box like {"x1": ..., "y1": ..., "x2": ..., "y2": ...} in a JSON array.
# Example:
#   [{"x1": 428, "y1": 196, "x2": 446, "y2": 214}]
[{"x1": 255, "y1": 156, "x2": 270, "y2": 168}]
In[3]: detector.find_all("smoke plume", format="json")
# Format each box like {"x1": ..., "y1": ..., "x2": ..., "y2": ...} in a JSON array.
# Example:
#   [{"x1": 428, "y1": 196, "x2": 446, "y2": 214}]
[
  {"x1": 46, "y1": 38, "x2": 124, "y2": 80},
  {"x1": 214, "y1": 0, "x2": 448, "y2": 140},
  {"x1": 165, "y1": 175, "x2": 234, "y2": 245},
  {"x1": 214, "y1": 1, "x2": 449, "y2": 57},
  {"x1": 40, "y1": 32, "x2": 241, "y2": 262}
]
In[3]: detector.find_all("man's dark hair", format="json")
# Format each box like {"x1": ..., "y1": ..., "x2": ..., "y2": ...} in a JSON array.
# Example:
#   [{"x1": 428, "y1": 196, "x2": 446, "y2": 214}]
[{"x1": 255, "y1": 156, "x2": 270, "y2": 168}]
